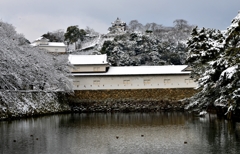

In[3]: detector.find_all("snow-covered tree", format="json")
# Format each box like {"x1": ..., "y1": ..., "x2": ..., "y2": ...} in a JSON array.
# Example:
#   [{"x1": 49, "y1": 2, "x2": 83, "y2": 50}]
[
  {"x1": 185, "y1": 27, "x2": 224, "y2": 110},
  {"x1": 85, "y1": 26, "x2": 99, "y2": 36},
  {"x1": 185, "y1": 12, "x2": 240, "y2": 118},
  {"x1": 64, "y1": 25, "x2": 86, "y2": 50},
  {"x1": 128, "y1": 20, "x2": 144, "y2": 32},
  {"x1": 173, "y1": 19, "x2": 193, "y2": 43},
  {"x1": 186, "y1": 27, "x2": 224, "y2": 80},
  {"x1": 42, "y1": 29, "x2": 65, "y2": 42},
  {"x1": 0, "y1": 21, "x2": 72, "y2": 95}
]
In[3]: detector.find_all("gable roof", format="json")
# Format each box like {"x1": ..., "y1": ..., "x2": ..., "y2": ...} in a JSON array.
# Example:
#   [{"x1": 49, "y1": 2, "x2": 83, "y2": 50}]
[
  {"x1": 72, "y1": 65, "x2": 191, "y2": 76},
  {"x1": 68, "y1": 54, "x2": 108, "y2": 65},
  {"x1": 30, "y1": 42, "x2": 66, "y2": 47},
  {"x1": 33, "y1": 36, "x2": 49, "y2": 42},
  {"x1": 42, "y1": 42, "x2": 66, "y2": 47},
  {"x1": 31, "y1": 37, "x2": 66, "y2": 47}
]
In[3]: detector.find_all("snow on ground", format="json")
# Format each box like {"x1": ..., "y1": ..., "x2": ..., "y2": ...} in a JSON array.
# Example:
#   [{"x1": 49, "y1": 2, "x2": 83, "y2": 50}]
[{"x1": 0, "y1": 91, "x2": 70, "y2": 120}]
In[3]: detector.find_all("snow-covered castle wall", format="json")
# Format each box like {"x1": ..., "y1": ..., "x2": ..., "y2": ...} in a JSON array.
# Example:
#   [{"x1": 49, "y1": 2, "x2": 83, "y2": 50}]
[
  {"x1": 68, "y1": 55, "x2": 198, "y2": 110},
  {"x1": 69, "y1": 65, "x2": 197, "y2": 111},
  {"x1": 72, "y1": 74, "x2": 195, "y2": 90},
  {"x1": 71, "y1": 65, "x2": 197, "y2": 90}
]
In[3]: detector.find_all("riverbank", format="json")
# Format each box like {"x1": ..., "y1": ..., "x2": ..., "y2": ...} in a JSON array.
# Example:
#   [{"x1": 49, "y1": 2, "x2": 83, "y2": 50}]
[
  {"x1": 0, "y1": 91, "x2": 71, "y2": 120},
  {"x1": 69, "y1": 99, "x2": 188, "y2": 112}
]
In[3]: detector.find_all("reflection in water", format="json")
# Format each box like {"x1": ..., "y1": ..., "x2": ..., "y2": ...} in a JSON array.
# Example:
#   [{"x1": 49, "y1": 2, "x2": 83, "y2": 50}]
[{"x1": 0, "y1": 112, "x2": 240, "y2": 154}]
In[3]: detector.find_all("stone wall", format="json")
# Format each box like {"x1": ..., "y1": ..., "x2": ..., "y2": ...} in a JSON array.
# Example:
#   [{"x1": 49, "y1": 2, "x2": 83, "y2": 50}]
[
  {"x1": 68, "y1": 88, "x2": 197, "y2": 112},
  {"x1": 0, "y1": 91, "x2": 71, "y2": 120}
]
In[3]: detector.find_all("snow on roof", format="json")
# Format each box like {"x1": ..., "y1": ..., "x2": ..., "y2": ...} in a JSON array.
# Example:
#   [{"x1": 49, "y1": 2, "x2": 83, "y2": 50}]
[
  {"x1": 73, "y1": 65, "x2": 191, "y2": 76},
  {"x1": 33, "y1": 37, "x2": 49, "y2": 42},
  {"x1": 68, "y1": 54, "x2": 108, "y2": 65},
  {"x1": 30, "y1": 42, "x2": 66, "y2": 47},
  {"x1": 30, "y1": 42, "x2": 37, "y2": 46},
  {"x1": 47, "y1": 42, "x2": 66, "y2": 47}
]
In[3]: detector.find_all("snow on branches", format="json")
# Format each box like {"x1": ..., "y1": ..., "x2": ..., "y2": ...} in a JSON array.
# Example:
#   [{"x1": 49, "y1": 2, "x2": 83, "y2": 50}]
[
  {"x1": 0, "y1": 21, "x2": 73, "y2": 93},
  {"x1": 185, "y1": 12, "x2": 240, "y2": 114}
]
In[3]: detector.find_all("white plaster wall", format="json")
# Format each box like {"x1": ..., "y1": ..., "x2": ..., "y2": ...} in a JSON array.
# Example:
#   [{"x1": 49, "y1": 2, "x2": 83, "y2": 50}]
[
  {"x1": 70, "y1": 65, "x2": 106, "y2": 73},
  {"x1": 40, "y1": 46, "x2": 66, "y2": 53},
  {"x1": 72, "y1": 75, "x2": 197, "y2": 90}
]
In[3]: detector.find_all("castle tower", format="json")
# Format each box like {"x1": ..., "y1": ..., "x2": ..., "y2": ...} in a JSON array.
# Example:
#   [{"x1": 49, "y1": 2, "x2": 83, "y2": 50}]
[{"x1": 108, "y1": 17, "x2": 126, "y2": 34}]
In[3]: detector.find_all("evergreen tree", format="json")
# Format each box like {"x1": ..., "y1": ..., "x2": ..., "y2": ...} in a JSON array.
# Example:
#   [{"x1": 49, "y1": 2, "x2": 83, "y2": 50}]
[
  {"x1": 42, "y1": 29, "x2": 65, "y2": 42},
  {"x1": 214, "y1": 12, "x2": 240, "y2": 114},
  {"x1": 186, "y1": 27, "x2": 224, "y2": 110},
  {"x1": 64, "y1": 25, "x2": 86, "y2": 50},
  {"x1": 186, "y1": 12, "x2": 240, "y2": 118}
]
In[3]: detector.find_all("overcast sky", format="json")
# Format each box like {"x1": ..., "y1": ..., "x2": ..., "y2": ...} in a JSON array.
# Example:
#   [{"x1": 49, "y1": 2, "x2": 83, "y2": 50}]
[{"x1": 1, "y1": 0, "x2": 240, "y2": 42}]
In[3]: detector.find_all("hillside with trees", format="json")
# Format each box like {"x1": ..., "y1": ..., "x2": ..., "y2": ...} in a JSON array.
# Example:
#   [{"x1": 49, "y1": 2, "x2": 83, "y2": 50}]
[
  {"x1": 185, "y1": 12, "x2": 240, "y2": 119},
  {"x1": 100, "y1": 30, "x2": 188, "y2": 66},
  {"x1": 46, "y1": 19, "x2": 193, "y2": 65},
  {"x1": 94, "y1": 19, "x2": 193, "y2": 66}
]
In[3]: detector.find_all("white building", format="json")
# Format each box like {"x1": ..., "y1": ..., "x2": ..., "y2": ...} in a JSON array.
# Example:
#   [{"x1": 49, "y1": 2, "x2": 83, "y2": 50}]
[
  {"x1": 68, "y1": 54, "x2": 109, "y2": 73},
  {"x1": 69, "y1": 54, "x2": 197, "y2": 90},
  {"x1": 31, "y1": 37, "x2": 67, "y2": 53}
]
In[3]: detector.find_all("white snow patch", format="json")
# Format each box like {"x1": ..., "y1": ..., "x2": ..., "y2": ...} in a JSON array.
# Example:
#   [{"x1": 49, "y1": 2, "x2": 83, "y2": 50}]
[
  {"x1": 73, "y1": 65, "x2": 190, "y2": 76},
  {"x1": 68, "y1": 54, "x2": 108, "y2": 65},
  {"x1": 220, "y1": 65, "x2": 238, "y2": 79}
]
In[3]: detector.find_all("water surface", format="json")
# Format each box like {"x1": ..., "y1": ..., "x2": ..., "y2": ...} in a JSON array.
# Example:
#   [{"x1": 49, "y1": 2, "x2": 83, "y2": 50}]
[{"x1": 1, "y1": 112, "x2": 240, "y2": 154}]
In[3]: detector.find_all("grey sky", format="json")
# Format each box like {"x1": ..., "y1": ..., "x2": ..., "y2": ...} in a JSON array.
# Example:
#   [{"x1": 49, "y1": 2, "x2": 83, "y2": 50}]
[{"x1": 1, "y1": 0, "x2": 240, "y2": 42}]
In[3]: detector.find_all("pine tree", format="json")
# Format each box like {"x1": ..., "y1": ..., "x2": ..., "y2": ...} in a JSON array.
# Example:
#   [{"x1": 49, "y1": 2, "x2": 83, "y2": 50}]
[
  {"x1": 186, "y1": 12, "x2": 240, "y2": 118},
  {"x1": 213, "y1": 12, "x2": 240, "y2": 114},
  {"x1": 64, "y1": 26, "x2": 86, "y2": 50}
]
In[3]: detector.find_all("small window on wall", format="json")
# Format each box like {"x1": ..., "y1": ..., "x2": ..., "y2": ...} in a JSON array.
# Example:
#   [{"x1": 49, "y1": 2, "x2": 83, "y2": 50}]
[
  {"x1": 185, "y1": 79, "x2": 193, "y2": 83},
  {"x1": 144, "y1": 79, "x2": 151, "y2": 85},
  {"x1": 73, "y1": 81, "x2": 80, "y2": 87},
  {"x1": 73, "y1": 67, "x2": 79, "y2": 70},
  {"x1": 164, "y1": 79, "x2": 171, "y2": 84},
  {"x1": 123, "y1": 80, "x2": 131, "y2": 85},
  {"x1": 93, "y1": 80, "x2": 100, "y2": 85},
  {"x1": 93, "y1": 67, "x2": 100, "y2": 71}
]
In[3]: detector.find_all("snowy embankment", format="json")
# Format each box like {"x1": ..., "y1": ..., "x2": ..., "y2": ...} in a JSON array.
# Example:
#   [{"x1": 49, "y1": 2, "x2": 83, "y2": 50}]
[{"x1": 0, "y1": 91, "x2": 71, "y2": 120}]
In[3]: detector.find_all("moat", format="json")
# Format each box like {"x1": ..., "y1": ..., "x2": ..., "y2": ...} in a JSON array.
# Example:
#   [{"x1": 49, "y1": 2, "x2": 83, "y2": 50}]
[{"x1": 1, "y1": 112, "x2": 240, "y2": 154}]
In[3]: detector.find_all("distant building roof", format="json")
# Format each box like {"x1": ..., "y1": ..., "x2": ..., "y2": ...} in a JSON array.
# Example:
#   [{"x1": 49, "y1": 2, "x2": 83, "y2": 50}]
[
  {"x1": 33, "y1": 36, "x2": 49, "y2": 42},
  {"x1": 30, "y1": 42, "x2": 66, "y2": 47},
  {"x1": 72, "y1": 65, "x2": 191, "y2": 76},
  {"x1": 68, "y1": 54, "x2": 108, "y2": 65},
  {"x1": 43, "y1": 42, "x2": 66, "y2": 47},
  {"x1": 30, "y1": 37, "x2": 66, "y2": 47}
]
